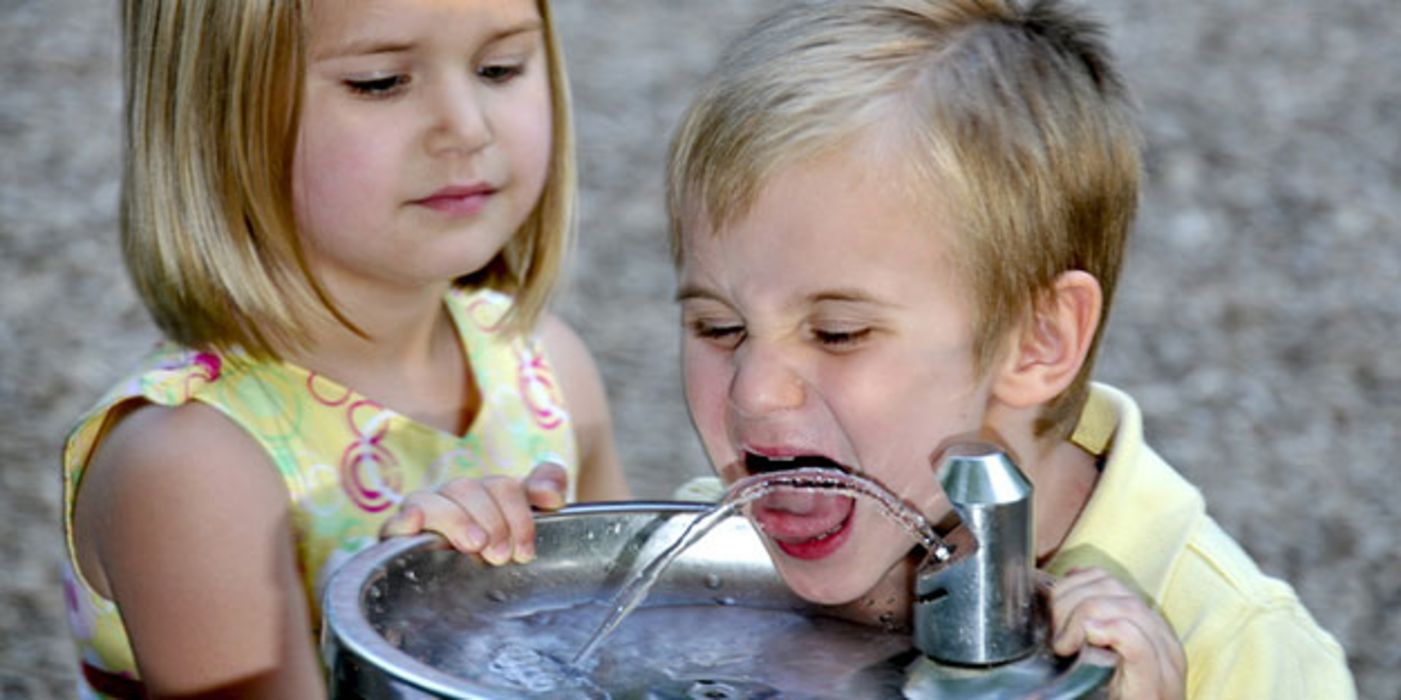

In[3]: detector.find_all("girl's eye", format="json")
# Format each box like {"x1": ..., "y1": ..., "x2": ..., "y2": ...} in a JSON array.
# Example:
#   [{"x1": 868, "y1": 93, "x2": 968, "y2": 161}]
[
  {"x1": 344, "y1": 74, "x2": 410, "y2": 97},
  {"x1": 478, "y1": 63, "x2": 524, "y2": 83},
  {"x1": 813, "y1": 328, "x2": 871, "y2": 348}
]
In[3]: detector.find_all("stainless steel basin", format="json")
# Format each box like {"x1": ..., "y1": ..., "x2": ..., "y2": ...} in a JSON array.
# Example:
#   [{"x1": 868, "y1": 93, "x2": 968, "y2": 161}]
[{"x1": 321, "y1": 502, "x2": 1112, "y2": 699}]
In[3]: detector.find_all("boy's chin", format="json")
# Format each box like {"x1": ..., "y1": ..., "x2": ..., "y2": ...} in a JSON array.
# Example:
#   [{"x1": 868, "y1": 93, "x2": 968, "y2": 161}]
[
  {"x1": 766, "y1": 531, "x2": 919, "y2": 618},
  {"x1": 775, "y1": 562, "x2": 916, "y2": 631},
  {"x1": 775, "y1": 567, "x2": 872, "y2": 607}
]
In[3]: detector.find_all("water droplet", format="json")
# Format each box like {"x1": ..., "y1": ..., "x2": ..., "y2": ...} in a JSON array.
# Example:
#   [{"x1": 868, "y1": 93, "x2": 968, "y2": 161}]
[
  {"x1": 703, "y1": 573, "x2": 723, "y2": 590},
  {"x1": 877, "y1": 611, "x2": 897, "y2": 632},
  {"x1": 488, "y1": 589, "x2": 509, "y2": 603},
  {"x1": 689, "y1": 679, "x2": 738, "y2": 700},
  {"x1": 714, "y1": 596, "x2": 737, "y2": 607},
  {"x1": 404, "y1": 568, "x2": 420, "y2": 583}
]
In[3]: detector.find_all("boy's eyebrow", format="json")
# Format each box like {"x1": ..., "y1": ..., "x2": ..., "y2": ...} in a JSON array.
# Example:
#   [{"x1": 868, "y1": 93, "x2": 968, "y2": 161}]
[
  {"x1": 674, "y1": 285, "x2": 716, "y2": 303},
  {"x1": 313, "y1": 21, "x2": 542, "y2": 61},
  {"x1": 806, "y1": 289, "x2": 885, "y2": 305},
  {"x1": 674, "y1": 286, "x2": 887, "y2": 306}
]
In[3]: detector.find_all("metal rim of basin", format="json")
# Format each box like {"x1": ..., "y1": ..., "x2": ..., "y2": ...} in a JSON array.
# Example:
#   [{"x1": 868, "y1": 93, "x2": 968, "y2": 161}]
[{"x1": 321, "y1": 501, "x2": 715, "y2": 699}]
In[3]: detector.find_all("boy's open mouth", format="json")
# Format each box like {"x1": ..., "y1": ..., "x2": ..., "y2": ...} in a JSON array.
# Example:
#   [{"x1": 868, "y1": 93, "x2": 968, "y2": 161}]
[{"x1": 743, "y1": 452, "x2": 857, "y2": 561}]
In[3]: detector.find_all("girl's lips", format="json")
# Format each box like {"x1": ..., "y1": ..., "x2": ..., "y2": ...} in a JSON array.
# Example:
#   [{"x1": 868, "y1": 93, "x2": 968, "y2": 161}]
[
  {"x1": 751, "y1": 492, "x2": 855, "y2": 561},
  {"x1": 413, "y1": 184, "x2": 495, "y2": 215}
]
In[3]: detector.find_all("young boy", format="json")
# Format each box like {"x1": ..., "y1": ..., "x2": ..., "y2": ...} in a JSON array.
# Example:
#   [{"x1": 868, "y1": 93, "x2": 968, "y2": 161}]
[{"x1": 664, "y1": 0, "x2": 1355, "y2": 697}]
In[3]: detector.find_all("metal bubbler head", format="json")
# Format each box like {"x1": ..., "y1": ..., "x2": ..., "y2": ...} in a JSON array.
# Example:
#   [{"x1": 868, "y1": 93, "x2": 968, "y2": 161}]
[{"x1": 913, "y1": 440, "x2": 1037, "y2": 666}]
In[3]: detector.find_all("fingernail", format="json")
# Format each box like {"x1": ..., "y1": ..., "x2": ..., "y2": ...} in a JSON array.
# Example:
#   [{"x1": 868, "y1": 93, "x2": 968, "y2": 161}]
[
  {"x1": 484, "y1": 542, "x2": 512, "y2": 565},
  {"x1": 514, "y1": 542, "x2": 536, "y2": 564},
  {"x1": 526, "y1": 479, "x2": 558, "y2": 498},
  {"x1": 464, "y1": 525, "x2": 487, "y2": 550}
]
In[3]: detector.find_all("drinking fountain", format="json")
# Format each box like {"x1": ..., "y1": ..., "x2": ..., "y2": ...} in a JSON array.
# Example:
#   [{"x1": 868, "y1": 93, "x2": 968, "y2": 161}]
[{"x1": 321, "y1": 443, "x2": 1115, "y2": 698}]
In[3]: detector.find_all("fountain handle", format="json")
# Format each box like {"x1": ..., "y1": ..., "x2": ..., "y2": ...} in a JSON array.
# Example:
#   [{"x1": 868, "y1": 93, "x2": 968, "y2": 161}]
[{"x1": 913, "y1": 441, "x2": 1037, "y2": 666}]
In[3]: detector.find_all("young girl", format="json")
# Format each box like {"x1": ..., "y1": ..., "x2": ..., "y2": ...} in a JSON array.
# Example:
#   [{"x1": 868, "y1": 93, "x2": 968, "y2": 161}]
[{"x1": 62, "y1": 1, "x2": 629, "y2": 697}]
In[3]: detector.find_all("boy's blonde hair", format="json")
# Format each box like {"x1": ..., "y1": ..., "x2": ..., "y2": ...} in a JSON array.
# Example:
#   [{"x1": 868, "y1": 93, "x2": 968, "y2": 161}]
[
  {"x1": 121, "y1": 0, "x2": 575, "y2": 359},
  {"x1": 667, "y1": 0, "x2": 1141, "y2": 438}
]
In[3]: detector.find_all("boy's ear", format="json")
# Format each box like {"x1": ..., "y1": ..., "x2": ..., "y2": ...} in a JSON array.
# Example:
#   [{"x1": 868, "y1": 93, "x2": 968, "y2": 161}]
[{"x1": 991, "y1": 271, "x2": 1103, "y2": 409}]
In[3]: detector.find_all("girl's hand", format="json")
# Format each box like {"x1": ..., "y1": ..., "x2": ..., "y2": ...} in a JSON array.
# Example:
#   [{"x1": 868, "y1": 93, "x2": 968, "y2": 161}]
[
  {"x1": 1050, "y1": 566, "x2": 1186, "y2": 700},
  {"x1": 380, "y1": 462, "x2": 569, "y2": 565}
]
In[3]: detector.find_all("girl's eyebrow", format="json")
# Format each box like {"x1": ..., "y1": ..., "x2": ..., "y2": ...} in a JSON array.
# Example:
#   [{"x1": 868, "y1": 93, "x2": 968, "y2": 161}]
[{"x1": 313, "y1": 21, "x2": 542, "y2": 61}]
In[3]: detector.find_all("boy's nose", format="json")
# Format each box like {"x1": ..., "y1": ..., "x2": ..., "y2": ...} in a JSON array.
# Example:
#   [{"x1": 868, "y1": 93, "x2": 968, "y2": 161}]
[
  {"x1": 728, "y1": 343, "x2": 807, "y2": 417},
  {"x1": 426, "y1": 80, "x2": 491, "y2": 155}
]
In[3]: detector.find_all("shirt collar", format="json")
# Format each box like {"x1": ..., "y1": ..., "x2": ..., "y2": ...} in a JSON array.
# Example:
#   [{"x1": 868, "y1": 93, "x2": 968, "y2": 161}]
[{"x1": 1047, "y1": 383, "x2": 1205, "y2": 603}]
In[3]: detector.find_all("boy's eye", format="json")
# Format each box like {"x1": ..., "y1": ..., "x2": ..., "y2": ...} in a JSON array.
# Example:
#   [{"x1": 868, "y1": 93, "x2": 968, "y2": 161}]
[
  {"x1": 689, "y1": 320, "x2": 746, "y2": 348},
  {"x1": 812, "y1": 328, "x2": 871, "y2": 348},
  {"x1": 344, "y1": 74, "x2": 410, "y2": 97},
  {"x1": 478, "y1": 63, "x2": 524, "y2": 83}
]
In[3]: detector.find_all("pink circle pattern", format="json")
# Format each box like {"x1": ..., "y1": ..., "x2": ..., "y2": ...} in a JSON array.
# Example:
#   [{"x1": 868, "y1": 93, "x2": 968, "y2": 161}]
[
  {"x1": 340, "y1": 400, "x2": 401, "y2": 513},
  {"x1": 517, "y1": 346, "x2": 564, "y2": 430}
]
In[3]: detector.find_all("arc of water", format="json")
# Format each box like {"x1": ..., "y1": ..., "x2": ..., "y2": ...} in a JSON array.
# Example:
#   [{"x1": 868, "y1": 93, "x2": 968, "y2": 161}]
[{"x1": 569, "y1": 467, "x2": 951, "y2": 666}]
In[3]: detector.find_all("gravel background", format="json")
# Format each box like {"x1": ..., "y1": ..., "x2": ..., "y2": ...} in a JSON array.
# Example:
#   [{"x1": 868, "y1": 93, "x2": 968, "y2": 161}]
[{"x1": 2, "y1": 1, "x2": 1397, "y2": 697}]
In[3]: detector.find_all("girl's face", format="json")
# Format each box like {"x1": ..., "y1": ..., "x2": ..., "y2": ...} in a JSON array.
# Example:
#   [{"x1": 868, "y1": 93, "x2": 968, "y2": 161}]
[
  {"x1": 678, "y1": 140, "x2": 997, "y2": 607},
  {"x1": 292, "y1": 0, "x2": 552, "y2": 301}
]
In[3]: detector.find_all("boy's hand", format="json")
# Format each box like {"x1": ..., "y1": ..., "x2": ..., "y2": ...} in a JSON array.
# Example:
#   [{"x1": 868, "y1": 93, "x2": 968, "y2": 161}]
[
  {"x1": 380, "y1": 462, "x2": 568, "y2": 565},
  {"x1": 1050, "y1": 567, "x2": 1186, "y2": 700}
]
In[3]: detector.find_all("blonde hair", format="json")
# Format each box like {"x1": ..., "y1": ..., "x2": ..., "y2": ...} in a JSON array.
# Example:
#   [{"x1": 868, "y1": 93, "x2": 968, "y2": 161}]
[
  {"x1": 667, "y1": 0, "x2": 1141, "y2": 437},
  {"x1": 121, "y1": 0, "x2": 575, "y2": 360}
]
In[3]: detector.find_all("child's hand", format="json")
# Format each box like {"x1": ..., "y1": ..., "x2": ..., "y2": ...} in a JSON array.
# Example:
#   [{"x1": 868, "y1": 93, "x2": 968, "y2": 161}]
[
  {"x1": 380, "y1": 462, "x2": 569, "y2": 565},
  {"x1": 1050, "y1": 567, "x2": 1186, "y2": 700}
]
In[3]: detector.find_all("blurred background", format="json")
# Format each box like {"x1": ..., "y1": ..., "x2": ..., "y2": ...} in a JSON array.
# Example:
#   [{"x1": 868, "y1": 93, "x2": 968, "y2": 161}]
[{"x1": 1, "y1": 0, "x2": 1397, "y2": 697}]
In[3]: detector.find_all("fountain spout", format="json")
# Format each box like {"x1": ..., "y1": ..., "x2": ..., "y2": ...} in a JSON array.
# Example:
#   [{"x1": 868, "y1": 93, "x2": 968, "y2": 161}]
[{"x1": 913, "y1": 441, "x2": 1037, "y2": 666}]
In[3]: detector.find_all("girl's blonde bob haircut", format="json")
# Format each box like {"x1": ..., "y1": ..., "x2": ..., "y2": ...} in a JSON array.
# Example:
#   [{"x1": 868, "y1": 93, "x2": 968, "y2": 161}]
[
  {"x1": 667, "y1": 0, "x2": 1142, "y2": 438},
  {"x1": 121, "y1": 0, "x2": 575, "y2": 359}
]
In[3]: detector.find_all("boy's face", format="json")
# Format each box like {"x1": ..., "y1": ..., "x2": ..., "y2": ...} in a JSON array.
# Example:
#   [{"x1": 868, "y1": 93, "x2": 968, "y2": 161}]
[{"x1": 678, "y1": 142, "x2": 999, "y2": 606}]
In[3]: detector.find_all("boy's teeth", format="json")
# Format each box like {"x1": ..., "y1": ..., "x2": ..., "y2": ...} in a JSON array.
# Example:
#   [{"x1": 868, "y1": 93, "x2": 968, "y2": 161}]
[
  {"x1": 745, "y1": 451, "x2": 849, "y2": 475},
  {"x1": 813, "y1": 520, "x2": 845, "y2": 540}
]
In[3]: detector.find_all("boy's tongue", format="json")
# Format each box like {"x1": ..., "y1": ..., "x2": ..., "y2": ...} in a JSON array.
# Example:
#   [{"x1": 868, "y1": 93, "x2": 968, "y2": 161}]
[{"x1": 751, "y1": 491, "x2": 855, "y2": 541}]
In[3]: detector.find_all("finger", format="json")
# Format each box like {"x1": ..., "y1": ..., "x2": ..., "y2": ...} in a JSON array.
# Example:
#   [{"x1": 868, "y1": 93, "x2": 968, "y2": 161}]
[
  {"x1": 1049, "y1": 568, "x2": 1127, "y2": 653},
  {"x1": 1056, "y1": 594, "x2": 1185, "y2": 700},
  {"x1": 419, "y1": 495, "x2": 490, "y2": 554},
  {"x1": 481, "y1": 475, "x2": 540, "y2": 564},
  {"x1": 1086, "y1": 616, "x2": 1181, "y2": 700},
  {"x1": 380, "y1": 502, "x2": 425, "y2": 539},
  {"x1": 524, "y1": 462, "x2": 569, "y2": 511},
  {"x1": 437, "y1": 478, "x2": 514, "y2": 564},
  {"x1": 1052, "y1": 588, "x2": 1144, "y2": 656}
]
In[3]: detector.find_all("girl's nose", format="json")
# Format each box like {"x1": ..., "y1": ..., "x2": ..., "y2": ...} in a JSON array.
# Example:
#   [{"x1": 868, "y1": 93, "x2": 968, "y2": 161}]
[
  {"x1": 426, "y1": 79, "x2": 491, "y2": 155},
  {"x1": 729, "y1": 343, "x2": 807, "y2": 418}
]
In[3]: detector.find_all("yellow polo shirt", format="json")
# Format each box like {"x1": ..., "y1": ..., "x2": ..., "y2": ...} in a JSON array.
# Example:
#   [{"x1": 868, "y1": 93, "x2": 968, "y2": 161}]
[
  {"x1": 674, "y1": 383, "x2": 1356, "y2": 698},
  {"x1": 1047, "y1": 383, "x2": 1355, "y2": 699}
]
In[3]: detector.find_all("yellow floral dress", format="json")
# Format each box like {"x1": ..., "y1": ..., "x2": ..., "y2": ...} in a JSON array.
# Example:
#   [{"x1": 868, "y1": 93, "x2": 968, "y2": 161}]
[{"x1": 60, "y1": 289, "x2": 578, "y2": 699}]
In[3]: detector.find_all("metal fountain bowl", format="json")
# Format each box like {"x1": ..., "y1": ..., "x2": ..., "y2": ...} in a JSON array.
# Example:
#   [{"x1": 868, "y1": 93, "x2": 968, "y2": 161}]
[{"x1": 321, "y1": 502, "x2": 1113, "y2": 699}]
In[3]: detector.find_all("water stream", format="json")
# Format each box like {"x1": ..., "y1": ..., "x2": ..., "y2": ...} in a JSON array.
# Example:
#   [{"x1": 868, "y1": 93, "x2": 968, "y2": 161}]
[{"x1": 570, "y1": 467, "x2": 951, "y2": 666}]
